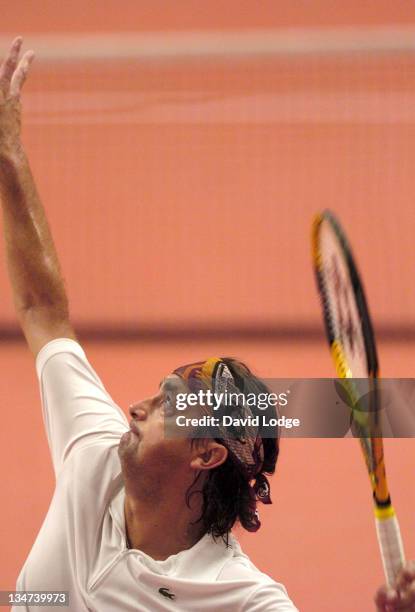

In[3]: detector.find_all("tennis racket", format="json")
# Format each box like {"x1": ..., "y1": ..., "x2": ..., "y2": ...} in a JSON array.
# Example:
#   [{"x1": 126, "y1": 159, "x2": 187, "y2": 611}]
[{"x1": 312, "y1": 209, "x2": 405, "y2": 586}]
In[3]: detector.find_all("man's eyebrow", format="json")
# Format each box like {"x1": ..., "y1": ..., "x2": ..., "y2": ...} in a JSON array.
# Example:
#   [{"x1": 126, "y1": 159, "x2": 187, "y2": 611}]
[{"x1": 159, "y1": 378, "x2": 180, "y2": 391}]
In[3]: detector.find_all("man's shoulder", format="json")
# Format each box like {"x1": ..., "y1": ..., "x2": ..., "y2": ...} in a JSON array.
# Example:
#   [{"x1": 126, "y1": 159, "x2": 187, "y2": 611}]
[
  {"x1": 218, "y1": 535, "x2": 298, "y2": 611},
  {"x1": 219, "y1": 535, "x2": 275, "y2": 584}
]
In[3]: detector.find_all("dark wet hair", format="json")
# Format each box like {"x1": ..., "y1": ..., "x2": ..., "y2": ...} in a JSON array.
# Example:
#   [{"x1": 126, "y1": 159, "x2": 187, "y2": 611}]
[{"x1": 185, "y1": 358, "x2": 279, "y2": 543}]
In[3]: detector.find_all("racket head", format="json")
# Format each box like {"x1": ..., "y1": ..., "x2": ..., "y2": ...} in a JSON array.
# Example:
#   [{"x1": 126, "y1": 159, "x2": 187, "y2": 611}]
[{"x1": 312, "y1": 209, "x2": 378, "y2": 379}]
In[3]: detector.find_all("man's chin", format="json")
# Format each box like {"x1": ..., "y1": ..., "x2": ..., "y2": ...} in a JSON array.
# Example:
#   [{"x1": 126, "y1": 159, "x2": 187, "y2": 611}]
[{"x1": 118, "y1": 430, "x2": 139, "y2": 455}]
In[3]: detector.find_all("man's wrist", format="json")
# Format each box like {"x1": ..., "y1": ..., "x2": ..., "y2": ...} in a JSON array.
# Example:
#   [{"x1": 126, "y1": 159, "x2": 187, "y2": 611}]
[
  {"x1": 0, "y1": 141, "x2": 27, "y2": 185},
  {"x1": 0, "y1": 137, "x2": 26, "y2": 162}
]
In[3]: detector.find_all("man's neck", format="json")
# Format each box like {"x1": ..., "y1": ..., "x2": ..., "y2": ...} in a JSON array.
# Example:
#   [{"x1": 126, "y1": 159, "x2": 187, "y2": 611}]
[{"x1": 123, "y1": 492, "x2": 205, "y2": 561}]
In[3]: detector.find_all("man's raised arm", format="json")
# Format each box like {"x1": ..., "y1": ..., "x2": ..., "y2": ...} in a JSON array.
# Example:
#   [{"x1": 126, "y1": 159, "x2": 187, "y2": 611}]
[{"x1": 0, "y1": 37, "x2": 76, "y2": 356}]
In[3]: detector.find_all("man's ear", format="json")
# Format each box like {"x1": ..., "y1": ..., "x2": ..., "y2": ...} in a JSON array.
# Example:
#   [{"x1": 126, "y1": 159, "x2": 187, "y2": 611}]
[{"x1": 190, "y1": 439, "x2": 228, "y2": 471}]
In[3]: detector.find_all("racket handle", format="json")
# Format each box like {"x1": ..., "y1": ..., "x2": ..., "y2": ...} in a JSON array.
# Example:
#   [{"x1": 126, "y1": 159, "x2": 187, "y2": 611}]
[{"x1": 375, "y1": 510, "x2": 405, "y2": 586}]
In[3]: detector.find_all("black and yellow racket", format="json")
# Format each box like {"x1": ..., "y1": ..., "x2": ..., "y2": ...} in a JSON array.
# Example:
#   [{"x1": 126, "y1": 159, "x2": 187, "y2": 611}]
[{"x1": 312, "y1": 209, "x2": 405, "y2": 585}]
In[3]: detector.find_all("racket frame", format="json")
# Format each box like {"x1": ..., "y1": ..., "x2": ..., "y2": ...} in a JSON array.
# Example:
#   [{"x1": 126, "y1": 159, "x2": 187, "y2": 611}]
[{"x1": 312, "y1": 209, "x2": 405, "y2": 585}]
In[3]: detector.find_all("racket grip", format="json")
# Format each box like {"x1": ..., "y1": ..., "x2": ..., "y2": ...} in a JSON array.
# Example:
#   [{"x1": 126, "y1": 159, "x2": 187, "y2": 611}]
[{"x1": 375, "y1": 510, "x2": 405, "y2": 586}]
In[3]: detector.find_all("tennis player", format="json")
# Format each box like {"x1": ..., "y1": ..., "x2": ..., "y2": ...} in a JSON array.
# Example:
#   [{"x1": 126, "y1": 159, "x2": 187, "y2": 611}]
[{"x1": 0, "y1": 38, "x2": 297, "y2": 611}]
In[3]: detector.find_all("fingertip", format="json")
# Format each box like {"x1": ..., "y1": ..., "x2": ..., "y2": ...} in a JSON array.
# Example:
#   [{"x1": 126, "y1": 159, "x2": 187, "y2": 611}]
[
  {"x1": 398, "y1": 565, "x2": 415, "y2": 587},
  {"x1": 385, "y1": 588, "x2": 398, "y2": 603},
  {"x1": 12, "y1": 36, "x2": 23, "y2": 48},
  {"x1": 374, "y1": 585, "x2": 388, "y2": 605},
  {"x1": 405, "y1": 560, "x2": 415, "y2": 577}
]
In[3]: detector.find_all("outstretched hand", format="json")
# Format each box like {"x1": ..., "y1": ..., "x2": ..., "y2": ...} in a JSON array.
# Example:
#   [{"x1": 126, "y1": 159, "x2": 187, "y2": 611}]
[
  {"x1": 375, "y1": 562, "x2": 415, "y2": 611},
  {"x1": 0, "y1": 37, "x2": 34, "y2": 153}
]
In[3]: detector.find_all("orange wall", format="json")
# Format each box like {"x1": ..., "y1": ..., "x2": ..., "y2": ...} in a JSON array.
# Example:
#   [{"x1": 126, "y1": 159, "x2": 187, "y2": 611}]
[
  {"x1": 1, "y1": 4, "x2": 415, "y2": 611},
  {"x1": 1, "y1": 52, "x2": 415, "y2": 331}
]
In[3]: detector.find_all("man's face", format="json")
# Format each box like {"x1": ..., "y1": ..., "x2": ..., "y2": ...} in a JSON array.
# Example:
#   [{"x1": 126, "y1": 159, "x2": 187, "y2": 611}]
[{"x1": 118, "y1": 374, "x2": 193, "y2": 479}]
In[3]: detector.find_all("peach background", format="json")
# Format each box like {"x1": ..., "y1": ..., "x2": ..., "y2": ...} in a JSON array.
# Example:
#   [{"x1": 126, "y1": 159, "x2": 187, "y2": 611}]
[{"x1": 1, "y1": 3, "x2": 415, "y2": 610}]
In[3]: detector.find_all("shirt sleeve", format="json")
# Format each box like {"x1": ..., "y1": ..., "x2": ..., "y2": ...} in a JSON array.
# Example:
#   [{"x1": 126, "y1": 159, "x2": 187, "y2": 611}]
[
  {"x1": 243, "y1": 582, "x2": 299, "y2": 611},
  {"x1": 36, "y1": 338, "x2": 129, "y2": 477}
]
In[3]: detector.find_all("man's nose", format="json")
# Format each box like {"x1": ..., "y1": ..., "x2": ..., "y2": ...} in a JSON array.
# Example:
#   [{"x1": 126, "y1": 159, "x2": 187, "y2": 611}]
[{"x1": 128, "y1": 400, "x2": 149, "y2": 420}]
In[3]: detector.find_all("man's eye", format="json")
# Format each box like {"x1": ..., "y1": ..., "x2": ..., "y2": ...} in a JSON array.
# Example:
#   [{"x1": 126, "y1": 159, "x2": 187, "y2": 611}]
[{"x1": 163, "y1": 395, "x2": 175, "y2": 414}]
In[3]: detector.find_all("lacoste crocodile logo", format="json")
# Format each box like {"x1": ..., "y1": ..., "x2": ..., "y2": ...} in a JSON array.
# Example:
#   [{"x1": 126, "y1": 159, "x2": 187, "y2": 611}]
[{"x1": 158, "y1": 587, "x2": 175, "y2": 600}]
